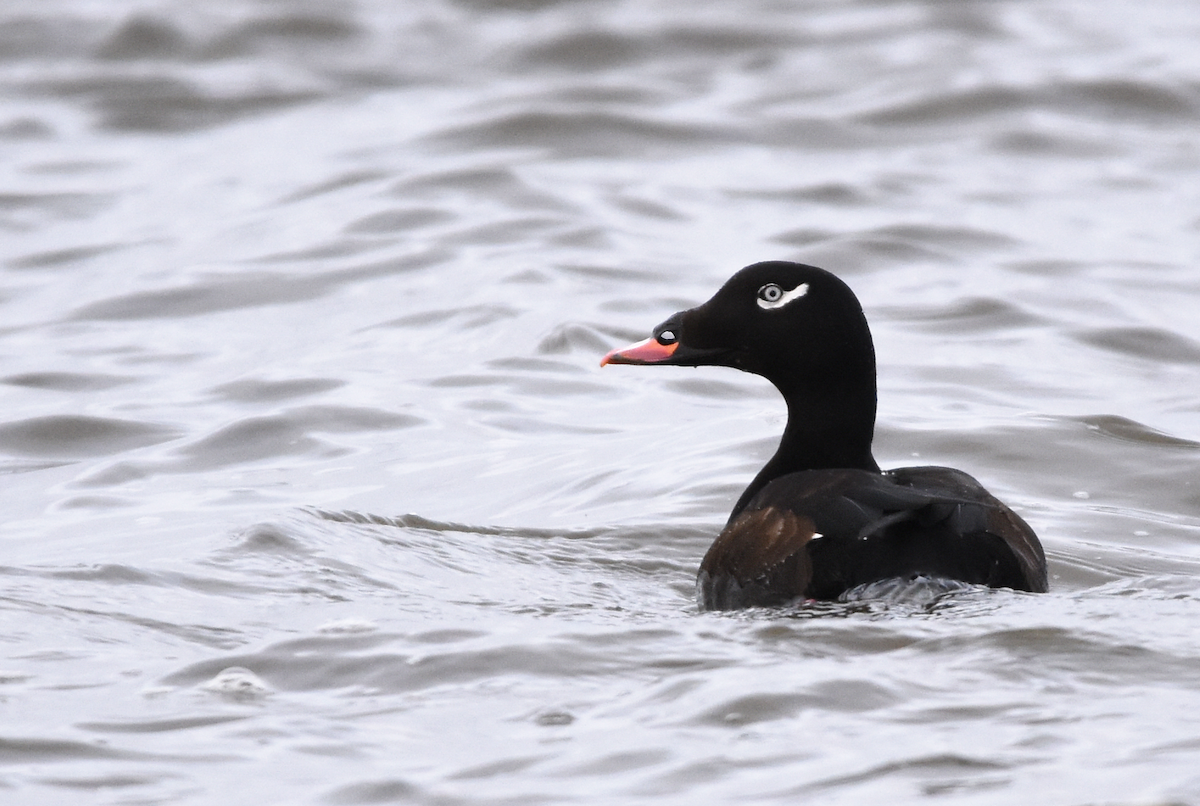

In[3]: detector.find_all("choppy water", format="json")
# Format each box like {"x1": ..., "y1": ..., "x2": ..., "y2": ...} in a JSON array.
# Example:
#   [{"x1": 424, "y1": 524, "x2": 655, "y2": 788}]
[{"x1": 2, "y1": 0, "x2": 1200, "y2": 803}]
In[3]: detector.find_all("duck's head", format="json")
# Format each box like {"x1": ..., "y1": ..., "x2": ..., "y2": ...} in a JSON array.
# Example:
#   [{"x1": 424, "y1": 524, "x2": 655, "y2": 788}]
[{"x1": 601, "y1": 261, "x2": 875, "y2": 396}]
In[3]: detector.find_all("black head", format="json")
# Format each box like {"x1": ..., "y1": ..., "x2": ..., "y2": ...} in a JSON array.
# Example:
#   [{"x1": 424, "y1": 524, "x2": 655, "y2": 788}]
[
  {"x1": 604, "y1": 261, "x2": 874, "y2": 393},
  {"x1": 603, "y1": 261, "x2": 881, "y2": 478}
]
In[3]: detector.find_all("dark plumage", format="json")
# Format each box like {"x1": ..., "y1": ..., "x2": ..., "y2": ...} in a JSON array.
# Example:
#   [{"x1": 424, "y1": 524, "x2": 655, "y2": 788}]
[{"x1": 602, "y1": 261, "x2": 1048, "y2": 609}]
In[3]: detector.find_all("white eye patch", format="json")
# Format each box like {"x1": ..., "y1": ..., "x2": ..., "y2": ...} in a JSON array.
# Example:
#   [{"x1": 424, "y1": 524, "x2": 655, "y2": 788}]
[{"x1": 756, "y1": 282, "x2": 809, "y2": 310}]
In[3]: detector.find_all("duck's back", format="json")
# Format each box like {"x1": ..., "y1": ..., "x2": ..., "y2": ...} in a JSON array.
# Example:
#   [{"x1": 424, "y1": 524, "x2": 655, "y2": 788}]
[{"x1": 697, "y1": 466, "x2": 1048, "y2": 610}]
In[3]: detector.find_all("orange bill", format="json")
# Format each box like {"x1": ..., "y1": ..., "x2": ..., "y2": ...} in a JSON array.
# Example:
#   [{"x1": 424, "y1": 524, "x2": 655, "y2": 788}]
[{"x1": 600, "y1": 337, "x2": 679, "y2": 366}]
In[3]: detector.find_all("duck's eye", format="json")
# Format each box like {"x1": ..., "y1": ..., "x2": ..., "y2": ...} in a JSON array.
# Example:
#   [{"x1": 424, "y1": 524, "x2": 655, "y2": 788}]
[
  {"x1": 657, "y1": 329, "x2": 677, "y2": 345},
  {"x1": 758, "y1": 284, "x2": 783, "y2": 303},
  {"x1": 756, "y1": 281, "x2": 809, "y2": 310}
]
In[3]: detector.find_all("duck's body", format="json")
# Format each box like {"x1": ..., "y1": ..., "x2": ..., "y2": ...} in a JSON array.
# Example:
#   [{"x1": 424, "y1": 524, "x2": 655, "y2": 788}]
[{"x1": 602, "y1": 261, "x2": 1047, "y2": 609}]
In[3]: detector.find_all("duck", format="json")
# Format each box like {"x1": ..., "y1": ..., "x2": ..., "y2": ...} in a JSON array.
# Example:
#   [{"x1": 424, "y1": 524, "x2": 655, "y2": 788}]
[{"x1": 601, "y1": 261, "x2": 1048, "y2": 610}]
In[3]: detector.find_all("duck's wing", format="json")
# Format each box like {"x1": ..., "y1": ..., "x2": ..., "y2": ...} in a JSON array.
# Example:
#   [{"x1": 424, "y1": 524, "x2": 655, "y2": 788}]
[
  {"x1": 699, "y1": 469, "x2": 916, "y2": 609},
  {"x1": 886, "y1": 465, "x2": 1048, "y2": 594},
  {"x1": 697, "y1": 467, "x2": 1047, "y2": 610}
]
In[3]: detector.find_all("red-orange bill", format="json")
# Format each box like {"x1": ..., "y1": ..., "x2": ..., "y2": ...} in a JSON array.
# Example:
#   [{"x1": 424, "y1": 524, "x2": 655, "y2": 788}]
[{"x1": 600, "y1": 337, "x2": 678, "y2": 366}]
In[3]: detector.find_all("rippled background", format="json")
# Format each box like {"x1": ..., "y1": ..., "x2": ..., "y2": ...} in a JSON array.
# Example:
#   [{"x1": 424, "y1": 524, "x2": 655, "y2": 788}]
[{"x1": 3, "y1": 1, "x2": 1200, "y2": 803}]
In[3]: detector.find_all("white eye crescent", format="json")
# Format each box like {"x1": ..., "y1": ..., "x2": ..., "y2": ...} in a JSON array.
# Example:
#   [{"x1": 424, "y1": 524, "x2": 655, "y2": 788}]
[{"x1": 757, "y1": 282, "x2": 808, "y2": 310}]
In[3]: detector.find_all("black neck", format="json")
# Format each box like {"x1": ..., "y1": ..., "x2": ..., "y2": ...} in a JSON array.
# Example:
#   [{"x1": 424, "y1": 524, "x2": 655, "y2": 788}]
[{"x1": 728, "y1": 378, "x2": 879, "y2": 523}]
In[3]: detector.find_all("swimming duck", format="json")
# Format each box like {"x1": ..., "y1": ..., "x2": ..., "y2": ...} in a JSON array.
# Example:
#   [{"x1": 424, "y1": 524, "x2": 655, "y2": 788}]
[{"x1": 602, "y1": 261, "x2": 1048, "y2": 609}]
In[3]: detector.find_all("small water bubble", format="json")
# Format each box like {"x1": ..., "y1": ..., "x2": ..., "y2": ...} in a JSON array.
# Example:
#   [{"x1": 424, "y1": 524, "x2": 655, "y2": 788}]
[
  {"x1": 1072, "y1": 491, "x2": 1090, "y2": 499},
  {"x1": 535, "y1": 710, "x2": 574, "y2": 726},
  {"x1": 316, "y1": 618, "x2": 378, "y2": 634},
  {"x1": 201, "y1": 667, "x2": 271, "y2": 700}
]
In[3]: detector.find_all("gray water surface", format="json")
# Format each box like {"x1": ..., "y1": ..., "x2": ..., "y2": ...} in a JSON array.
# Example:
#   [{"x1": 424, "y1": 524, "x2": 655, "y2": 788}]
[{"x1": 3, "y1": 1, "x2": 1200, "y2": 803}]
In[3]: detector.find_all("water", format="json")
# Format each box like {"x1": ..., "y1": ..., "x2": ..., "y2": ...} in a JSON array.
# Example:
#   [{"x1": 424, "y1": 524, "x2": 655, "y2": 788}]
[{"x1": 2, "y1": 0, "x2": 1200, "y2": 802}]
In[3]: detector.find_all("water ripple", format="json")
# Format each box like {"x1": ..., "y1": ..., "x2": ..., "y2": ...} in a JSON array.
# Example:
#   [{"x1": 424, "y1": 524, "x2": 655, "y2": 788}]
[{"x1": 3, "y1": 1, "x2": 1200, "y2": 803}]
